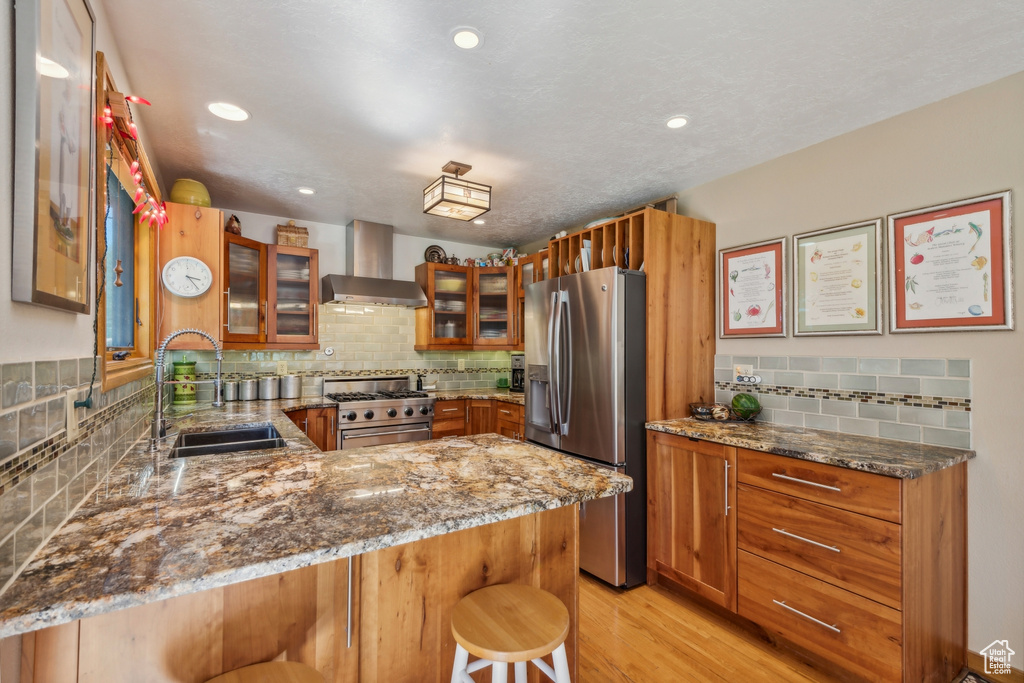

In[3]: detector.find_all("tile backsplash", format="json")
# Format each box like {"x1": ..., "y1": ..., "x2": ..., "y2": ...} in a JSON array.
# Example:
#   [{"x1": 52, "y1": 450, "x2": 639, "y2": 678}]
[
  {"x1": 184, "y1": 305, "x2": 512, "y2": 400},
  {"x1": 715, "y1": 354, "x2": 971, "y2": 448},
  {"x1": 0, "y1": 357, "x2": 152, "y2": 592}
]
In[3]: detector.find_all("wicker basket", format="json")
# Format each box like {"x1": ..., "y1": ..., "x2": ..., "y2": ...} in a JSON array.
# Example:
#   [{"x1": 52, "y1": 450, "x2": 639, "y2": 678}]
[{"x1": 276, "y1": 220, "x2": 309, "y2": 247}]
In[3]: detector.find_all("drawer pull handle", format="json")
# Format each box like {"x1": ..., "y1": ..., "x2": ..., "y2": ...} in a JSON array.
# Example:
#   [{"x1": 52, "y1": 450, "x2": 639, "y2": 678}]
[
  {"x1": 771, "y1": 472, "x2": 841, "y2": 492},
  {"x1": 772, "y1": 600, "x2": 841, "y2": 634},
  {"x1": 500, "y1": 409, "x2": 511, "y2": 414},
  {"x1": 772, "y1": 527, "x2": 841, "y2": 553},
  {"x1": 442, "y1": 408, "x2": 460, "y2": 412}
]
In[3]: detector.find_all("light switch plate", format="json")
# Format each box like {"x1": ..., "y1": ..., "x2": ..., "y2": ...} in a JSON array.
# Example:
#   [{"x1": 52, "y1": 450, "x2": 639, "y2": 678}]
[
  {"x1": 457, "y1": 359, "x2": 466, "y2": 371},
  {"x1": 66, "y1": 388, "x2": 83, "y2": 441},
  {"x1": 277, "y1": 361, "x2": 288, "y2": 374}
]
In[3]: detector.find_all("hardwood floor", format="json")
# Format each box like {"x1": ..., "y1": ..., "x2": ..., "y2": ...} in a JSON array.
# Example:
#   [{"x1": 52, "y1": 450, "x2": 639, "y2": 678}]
[{"x1": 578, "y1": 574, "x2": 843, "y2": 682}]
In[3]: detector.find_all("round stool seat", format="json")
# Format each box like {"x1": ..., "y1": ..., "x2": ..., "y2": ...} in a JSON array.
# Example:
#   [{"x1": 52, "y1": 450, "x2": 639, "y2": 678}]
[
  {"x1": 204, "y1": 661, "x2": 323, "y2": 683},
  {"x1": 451, "y1": 584, "x2": 570, "y2": 663}
]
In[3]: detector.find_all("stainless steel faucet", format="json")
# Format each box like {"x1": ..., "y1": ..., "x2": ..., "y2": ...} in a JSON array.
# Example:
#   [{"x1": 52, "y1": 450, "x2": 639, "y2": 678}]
[{"x1": 151, "y1": 328, "x2": 223, "y2": 446}]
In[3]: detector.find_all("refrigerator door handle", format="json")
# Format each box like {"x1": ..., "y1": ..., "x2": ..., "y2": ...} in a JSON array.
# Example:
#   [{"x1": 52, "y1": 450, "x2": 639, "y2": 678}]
[
  {"x1": 546, "y1": 290, "x2": 560, "y2": 434},
  {"x1": 559, "y1": 292, "x2": 571, "y2": 436}
]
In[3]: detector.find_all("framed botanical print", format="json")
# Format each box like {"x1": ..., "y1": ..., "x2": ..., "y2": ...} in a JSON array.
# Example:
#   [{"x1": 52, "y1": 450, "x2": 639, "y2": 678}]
[
  {"x1": 888, "y1": 191, "x2": 1013, "y2": 332},
  {"x1": 12, "y1": 0, "x2": 96, "y2": 313},
  {"x1": 793, "y1": 219, "x2": 883, "y2": 336},
  {"x1": 719, "y1": 238, "x2": 786, "y2": 338}
]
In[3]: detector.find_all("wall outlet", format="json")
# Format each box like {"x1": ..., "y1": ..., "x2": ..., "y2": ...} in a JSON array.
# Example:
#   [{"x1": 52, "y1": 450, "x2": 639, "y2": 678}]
[
  {"x1": 734, "y1": 364, "x2": 753, "y2": 376},
  {"x1": 277, "y1": 361, "x2": 288, "y2": 374},
  {"x1": 66, "y1": 388, "x2": 83, "y2": 441},
  {"x1": 457, "y1": 359, "x2": 466, "y2": 371}
]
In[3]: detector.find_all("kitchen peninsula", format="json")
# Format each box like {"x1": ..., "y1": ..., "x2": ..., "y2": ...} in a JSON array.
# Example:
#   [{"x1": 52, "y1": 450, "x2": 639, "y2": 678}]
[{"x1": 0, "y1": 399, "x2": 630, "y2": 682}]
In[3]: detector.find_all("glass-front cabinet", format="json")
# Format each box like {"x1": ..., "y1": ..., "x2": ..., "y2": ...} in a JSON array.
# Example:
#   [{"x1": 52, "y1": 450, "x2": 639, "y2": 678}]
[
  {"x1": 473, "y1": 267, "x2": 514, "y2": 346},
  {"x1": 415, "y1": 262, "x2": 473, "y2": 347},
  {"x1": 268, "y1": 245, "x2": 319, "y2": 344},
  {"x1": 222, "y1": 234, "x2": 267, "y2": 344}
]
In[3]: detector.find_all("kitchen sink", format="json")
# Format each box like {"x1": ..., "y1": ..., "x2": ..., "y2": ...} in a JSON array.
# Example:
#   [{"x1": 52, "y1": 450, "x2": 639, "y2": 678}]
[{"x1": 169, "y1": 424, "x2": 286, "y2": 459}]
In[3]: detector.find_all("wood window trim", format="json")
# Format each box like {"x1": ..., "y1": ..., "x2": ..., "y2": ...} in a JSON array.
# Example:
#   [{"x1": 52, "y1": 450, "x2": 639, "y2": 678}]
[{"x1": 95, "y1": 52, "x2": 160, "y2": 391}]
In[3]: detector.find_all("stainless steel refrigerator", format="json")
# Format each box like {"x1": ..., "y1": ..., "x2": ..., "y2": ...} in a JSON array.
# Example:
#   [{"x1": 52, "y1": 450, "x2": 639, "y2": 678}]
[{"x1": 525, "y1": 266, "x2": 646, "y2": 587}]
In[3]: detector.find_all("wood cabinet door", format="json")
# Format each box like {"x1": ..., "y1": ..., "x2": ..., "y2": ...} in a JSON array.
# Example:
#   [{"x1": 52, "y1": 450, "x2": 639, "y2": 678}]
[
  {"x1": 267, "y1": 245, "x2": 319, "y2": 346},
  {"x1": 647, "y1": 431, "x2": 737, "y2": 611},
  {"x1": 471, "y1": 267, "x2": 514, "y2": 346},
  {"x1": 495, "y1": 418, "x2": 518, "y2": 440},
  {"x1": 157, "y1": 203, "x2": 223, "y2": 349},
  {"x1": 306, "y1": 407, "x2": 336, "y2": 451},
  {"x1": 286, "y1": 408, "x2": 308, "y2": 431},
  {"x1": 467, "y1": 400, "x2": 495, "y2": 435},
  {"x1": 222, "y1": 233, "x2": 268, "y2": 344},
  {"x1": 415, "y1": 263, "x2": 473, "y2": 347}
]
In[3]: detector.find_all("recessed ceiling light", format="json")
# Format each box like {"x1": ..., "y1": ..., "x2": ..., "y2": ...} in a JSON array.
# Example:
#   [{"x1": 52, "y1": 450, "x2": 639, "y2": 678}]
[
  {"x1": 452, "y1": 28, "x2": 482, "y2": 50},
  {"x1": 666, "y1": 115, "x2": 689, "y2": 129},
  {"x1": 298, "y1": 187, "x2": 316, "y2": 195},
  {"x1": 37, "y1": 56, "x2": 69, "y2": 79},
  {"x1": 208, "y1": 102, "x2": 250, "y2": 121}
]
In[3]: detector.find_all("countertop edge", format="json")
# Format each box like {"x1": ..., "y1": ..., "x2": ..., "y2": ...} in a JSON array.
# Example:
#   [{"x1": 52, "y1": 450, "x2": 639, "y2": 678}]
[{"x1": 645, "y1": 419, "x2": 975, "y2": 479}]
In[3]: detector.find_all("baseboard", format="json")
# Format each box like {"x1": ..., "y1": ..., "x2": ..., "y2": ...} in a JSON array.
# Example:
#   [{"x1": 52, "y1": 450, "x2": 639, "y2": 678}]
[{"x1": 967, "y1": 651, "x2": 1024, "y2": 683}]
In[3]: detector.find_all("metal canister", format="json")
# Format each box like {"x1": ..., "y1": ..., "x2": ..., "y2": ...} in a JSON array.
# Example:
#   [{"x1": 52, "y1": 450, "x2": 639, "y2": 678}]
[
  {"x1": 258, "y1": 376, "x2": 280, "y2": 400},
  {"x1": 222, "y1": 381, "x2": 239, "y2": 401},
  {"x1": 279, "y1": 375, "x2": 301, "y2": 399},
  {"x1": 238, "y1": 379, "x2": 259, "y2": 401}
]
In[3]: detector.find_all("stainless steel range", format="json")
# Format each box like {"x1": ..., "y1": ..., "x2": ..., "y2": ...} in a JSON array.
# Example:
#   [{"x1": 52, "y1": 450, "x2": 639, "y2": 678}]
[{"x1": 324, "y1": 377, "x2": 435, "y2": 449}]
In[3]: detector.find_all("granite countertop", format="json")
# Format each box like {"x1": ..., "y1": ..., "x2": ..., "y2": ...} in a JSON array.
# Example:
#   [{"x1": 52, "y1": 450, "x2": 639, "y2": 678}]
[
  {"x1": 646, "y1": 418, "x2": 974, "y2": 479},
  {"x1": 0, "y1": 399, "x2": 629, "y2": 638},
  {"x1": 432, "y1": 388, "x2": 524, "y2": 405}
]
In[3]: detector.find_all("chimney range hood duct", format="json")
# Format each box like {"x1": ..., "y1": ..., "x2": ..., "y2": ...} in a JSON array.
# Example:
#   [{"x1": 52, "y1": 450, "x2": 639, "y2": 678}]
[{"x1": 320, "y1": 220, "x2": 428, "y2": 307}]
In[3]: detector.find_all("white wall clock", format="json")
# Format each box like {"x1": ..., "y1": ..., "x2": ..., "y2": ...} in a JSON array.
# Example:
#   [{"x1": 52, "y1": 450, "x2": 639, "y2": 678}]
[{"x1": 162, "y1": 256, "x2": 213, "y2": 297}]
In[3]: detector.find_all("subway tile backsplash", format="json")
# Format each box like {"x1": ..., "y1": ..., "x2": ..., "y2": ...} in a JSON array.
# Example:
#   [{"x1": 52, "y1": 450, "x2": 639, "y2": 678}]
[
  {"x1": 715, "y1": 354, "x2": 971, "y2": 447},
  {"x1": 0, "y1": 356, "x2": 152, "y2": 594}
]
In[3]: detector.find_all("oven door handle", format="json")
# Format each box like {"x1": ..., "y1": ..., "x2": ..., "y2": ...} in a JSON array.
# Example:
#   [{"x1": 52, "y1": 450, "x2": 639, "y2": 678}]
[{"x1": 342, "y1": 426, "x2": 431, "y2": 440}]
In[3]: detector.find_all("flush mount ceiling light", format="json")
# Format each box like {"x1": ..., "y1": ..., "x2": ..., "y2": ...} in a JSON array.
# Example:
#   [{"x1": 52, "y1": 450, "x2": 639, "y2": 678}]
[
  {"x1": 666, "y1": 115, "x2": 689, "y2": 129},
  {"x1": 207, "y1": 102, "x2": 250, "y2": 121},
  {"x1": 451, "y1": 27, "x2": 482, "y2": 50},
  {"x1": 298, "y1": 187, "x2": 316, "y2": 195},
  {"x1": 423, "y1": 161, "x2": 491, "y2": 221}
]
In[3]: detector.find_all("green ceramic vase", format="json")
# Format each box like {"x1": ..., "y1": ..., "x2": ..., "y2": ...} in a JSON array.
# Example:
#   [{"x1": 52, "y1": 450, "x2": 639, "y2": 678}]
[{"x1": 172, "y1": 360, "x2": 197, "y2": 405}]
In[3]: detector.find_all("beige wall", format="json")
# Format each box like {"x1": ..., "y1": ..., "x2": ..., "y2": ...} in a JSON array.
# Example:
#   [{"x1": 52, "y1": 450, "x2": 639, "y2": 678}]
[
  {"x1": 676, "y1": 71, "x2": 1024, "y2": 652},
  {"x1": 0, "y1": 2, "x2": 141, "y2": 364}
]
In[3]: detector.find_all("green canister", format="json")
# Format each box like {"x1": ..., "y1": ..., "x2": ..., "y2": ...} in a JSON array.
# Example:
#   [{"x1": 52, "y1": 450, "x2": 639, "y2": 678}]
[{"x1": 172, "y1": 356, "x2": 197, "y2": 405}]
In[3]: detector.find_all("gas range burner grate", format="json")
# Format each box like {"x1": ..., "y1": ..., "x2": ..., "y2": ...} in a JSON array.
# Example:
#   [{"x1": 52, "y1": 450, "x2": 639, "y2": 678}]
[
  {"x1": 377, "y1": 390, "x2": 429, "y2": 399},
  {"x1": 326, "y1": 390, "x2": 430, "y2": 403},
  {"x1": 326, "y1": 392, "x2": 379, "y2": 402}
]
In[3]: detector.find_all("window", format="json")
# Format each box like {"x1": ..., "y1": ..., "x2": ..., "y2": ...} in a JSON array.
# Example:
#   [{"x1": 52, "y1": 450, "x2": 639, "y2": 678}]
[{"x1": 95, "y1": 52, "x2": 157, "y2": 390}]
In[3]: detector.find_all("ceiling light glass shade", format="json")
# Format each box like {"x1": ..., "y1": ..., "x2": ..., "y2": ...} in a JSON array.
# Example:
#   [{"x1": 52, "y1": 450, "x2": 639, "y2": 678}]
[{"x1": 423, "y1": 175, "x2": 491, "y2": 221}]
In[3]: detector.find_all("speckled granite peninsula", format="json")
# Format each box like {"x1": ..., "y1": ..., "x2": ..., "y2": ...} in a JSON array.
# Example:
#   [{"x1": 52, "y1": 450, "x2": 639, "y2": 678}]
[
  {"x1": 0, "y1": 398, "x2": 629, "y2": 638},
  {"x1": 646, "y1": 417, "x2": 974, "y2": 478}
]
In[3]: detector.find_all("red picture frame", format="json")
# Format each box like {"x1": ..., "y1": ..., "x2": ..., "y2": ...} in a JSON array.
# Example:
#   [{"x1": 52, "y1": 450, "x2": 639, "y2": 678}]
[
  {"x1": 719, "y1": 238, "x2": 786, "y2": 338},
  {"x1": 888, "y1": 191, "x2": 1013, "y2": 332}
]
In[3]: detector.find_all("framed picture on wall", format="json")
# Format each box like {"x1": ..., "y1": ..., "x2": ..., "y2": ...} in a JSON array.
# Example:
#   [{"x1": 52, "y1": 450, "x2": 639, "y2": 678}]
[
  {"x1": 793, "y1": 219, "x2": 883, "y2": 336},
  {"x1": 12, "y1": 0, "x2": 96, "y2": 313},
  {"x1": 888, "y1": 191, "x2": 1013, "y2": 332},
  {"x1": 719, "y1": 238, "x2": 786, "y2": 338}
]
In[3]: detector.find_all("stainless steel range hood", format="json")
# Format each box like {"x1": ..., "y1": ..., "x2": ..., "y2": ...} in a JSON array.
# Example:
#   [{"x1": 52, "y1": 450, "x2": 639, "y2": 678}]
[{"x1": 321, "y1": 220, "x2": 427, "y2": 307}]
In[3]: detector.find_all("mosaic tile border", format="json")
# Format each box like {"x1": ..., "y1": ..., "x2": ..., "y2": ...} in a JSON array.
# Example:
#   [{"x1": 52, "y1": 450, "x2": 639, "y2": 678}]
[
  {"x1": 715, "y1": 381, "x2": 971, "y2": 411},
  {"x1": 196, "y1": 366, "x2": 512, "y2": 381},
  {"x1": 0, "y1": 383, "x2": 154, "y2": 496}
]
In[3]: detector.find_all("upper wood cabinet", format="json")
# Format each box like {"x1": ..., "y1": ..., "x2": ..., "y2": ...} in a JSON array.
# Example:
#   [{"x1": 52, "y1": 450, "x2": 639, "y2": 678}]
[
  {"x1": 222, "y1": 234, "x2": 319, "y2": 350},
  {"x1": 268, "y1": 245, "x2": 319, "y2": 345},
  {"x1": 472, "y1": 267, "x2": 514, "y2": 346},
  {"x1": 513, "y1": 250, "x2": 547, "y2": 350},
  {"x1": 415, "y1": 262, "x2": 474, "y2": 348},
  {"x1": 222, "y1": 233, "x2": 268, "y2": 345},
  {"x1": 156, "y1": 203, "x2": 224, "y2": 349}
]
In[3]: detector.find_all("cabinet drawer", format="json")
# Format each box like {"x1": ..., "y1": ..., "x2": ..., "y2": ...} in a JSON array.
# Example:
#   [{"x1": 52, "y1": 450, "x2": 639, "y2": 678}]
[
  {"x1": 738, "y1": 551, "x2": 902, "y2": 682},
  {"x1": 494, "y1": 403, "x2": 522, "y2": 422},
  {"x1": 737, "y1": 484, "x2": 902, "y2": 608},
  {"x1": 737, "y1": 449, "x2": 901, "y2": 523},
  {"x1": 434, "y1": 399, "x2": 466, "y2": 420},
  {"x1": 432, "y1": 420, "x2": 466, "y2": 439}
]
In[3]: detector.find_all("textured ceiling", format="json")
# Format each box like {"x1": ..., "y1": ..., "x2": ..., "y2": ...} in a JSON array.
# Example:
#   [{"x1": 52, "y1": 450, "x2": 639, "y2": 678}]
[{"x1": 102, "y1": 0, "x2": 1024, "y2": 247}]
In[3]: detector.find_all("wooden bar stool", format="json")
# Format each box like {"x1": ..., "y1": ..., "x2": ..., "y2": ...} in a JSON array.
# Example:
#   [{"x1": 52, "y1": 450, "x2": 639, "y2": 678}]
[
  {"x1": 204, "y1": 661, "x2": 323, "y2": 683},
  {"x1": 450, "y1": 584, "x2": 571, "y2": 683}
]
